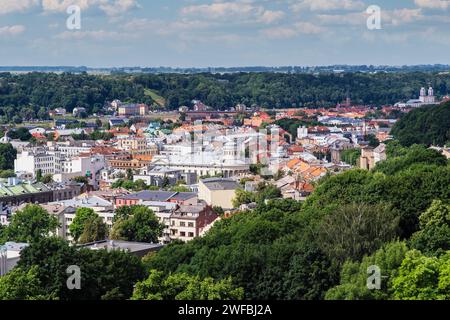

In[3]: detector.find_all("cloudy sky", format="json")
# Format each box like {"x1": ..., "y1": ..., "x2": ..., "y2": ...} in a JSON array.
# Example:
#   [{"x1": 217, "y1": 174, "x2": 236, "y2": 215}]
[{"x1": 1, "y1": 0, "x2": 450, "y2": 67}]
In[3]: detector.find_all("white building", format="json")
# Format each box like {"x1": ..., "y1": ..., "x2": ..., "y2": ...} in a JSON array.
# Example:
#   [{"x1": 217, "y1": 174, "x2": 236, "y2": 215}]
[
  {"x1": 0, "y1": 242, "x2": 29, "y2": 276},
  {"x1": 54, "y1": 155, "x2": 105, "y2": 187},
  {"x1": 15, "y1": 145, "x2": 105, "y2": 185},
  {"x1": 44, "y1": 196, "x2": 114, "y2": 242},
  {"x1": 395, "y1": 87, "x2": 439, "y2": 108},
  {"x1": 140, "y1": 200, "x2": 178, "y2": 244},
  {"x1": 15, "y1": 149, "x2": 57, "y2": 176},
  {"x1": 297, "y1": 126, "x2": 308, "y2": 139}
]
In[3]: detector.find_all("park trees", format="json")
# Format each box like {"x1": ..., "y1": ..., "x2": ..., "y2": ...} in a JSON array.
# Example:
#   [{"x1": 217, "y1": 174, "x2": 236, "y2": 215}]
[
  {"x1": 17, "y1": 237, "x2": 146, "y2": 300},
  {"x1": 69, "y1": 208, "x2": 108, "y2": 243},
  {"x1": 111, "y1": 205, "x2": 163, "y2": 243},
  {"x1": 132, "y1": 270, "x2": 244, "y2": 300},
  {"x1": 0, "y1": 143, "x2": 17, "y2": 170},
  {"x1": 318, "y1": 203, "x2": 400, "y2": 264},
  {"x1": 3, "y1": 204, "x2": 59, "y2": 243}
]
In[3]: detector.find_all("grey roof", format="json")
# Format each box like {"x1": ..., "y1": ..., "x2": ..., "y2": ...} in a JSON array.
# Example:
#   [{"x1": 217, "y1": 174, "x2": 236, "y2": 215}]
[
  {"x1": 0, "y1": 242, "x2": 29, "y2": 252},
  {"x1": 122, "y1": 190, "x2": 177, "y2": 202},
  {"x1": 170, "y1": 192, "x2": 197, "y2": 201},
  {"x1": 55, "y1": 196, "x2": 112, "y2": 208},
  {"x1": 177, "y1": 204, "x2": 207, "y2": 214},
  {"x1": 79, "y1": 240, "x2": 163, "y2": 253},
  {"x1": 201, "y1": 178, "x2": 240, "y2": 191},
  {"x1": 109, "y1": 118, "x2": 126, "y2": 124}
]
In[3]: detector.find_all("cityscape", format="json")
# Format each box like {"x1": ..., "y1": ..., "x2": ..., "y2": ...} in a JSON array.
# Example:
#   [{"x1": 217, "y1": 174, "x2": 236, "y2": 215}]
[{"x1": 0, "y1": 0, "x2": 449, "y2": 311}]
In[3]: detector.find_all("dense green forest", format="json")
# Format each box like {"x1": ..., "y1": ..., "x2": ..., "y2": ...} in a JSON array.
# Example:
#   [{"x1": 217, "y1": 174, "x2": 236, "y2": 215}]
[
  {"x1": 134, "y1": 72, "x2": 450, "y2": 109},
  {"x1": 1, "y1": 72, "x2": 450, "y2": 123},
  {"x1": 391, "y1": 102, "x2": 450, "y2": 147},
  {"x1": 0, "y1": 72, "x2": 152, "y2": 123}
]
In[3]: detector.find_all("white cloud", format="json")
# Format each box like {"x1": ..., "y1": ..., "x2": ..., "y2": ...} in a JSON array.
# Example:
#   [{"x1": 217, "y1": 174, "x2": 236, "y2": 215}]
[
  {"x1": 181, "y1": 2, "x2": 284, "y2": 24},
  {"x1": 262, "y1": 26, "x2": 298, "y2": 39},
  {"x1": 41, "y1": 0, "x2": 138, "y2": 16},
  {"x1": 123, "y1": 18, "x2": 212, "y2": 36},
  {"x1": 263, "y1": 22, "x2": 326, "y2": 39},
  {"x1": 259, "y1": 10, "x2": 285, "y2": 24},
  {"x1": 316, "y1": 12, "x2": 365, "y2": 25},
  {"x1": 291, "y1": 0, "x2": 365, "y2": 12},
  {"x1": 99, "y1": 0, "x2": 139, "y2": 16},
  {"x1": 383, "y1": 9, "x2": 424, "y2": 26},
  {"x1": 316, "y1": 8, "x2": 424, "y2": 27},
  {"x1": 41, "y1": 0, "x2": 99, "y2": 12},
  {"x1": 415, "y1": 0, "x2": 450, "y2": 9},
  {"x1": 0, "y1": 25, "x2": 26, "y2": 36},
  {"x1": 54, "y1": 29, "x2": 131, "y2": 40},
  {"x1": 0, "y1": 0, "x2": 39, "y2": 15}
]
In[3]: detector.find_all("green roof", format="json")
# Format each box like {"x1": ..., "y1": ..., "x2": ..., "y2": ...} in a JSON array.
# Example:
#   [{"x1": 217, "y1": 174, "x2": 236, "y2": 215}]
[{"x1": 0, "y1": 182, "x2": 51, "y2": 197}]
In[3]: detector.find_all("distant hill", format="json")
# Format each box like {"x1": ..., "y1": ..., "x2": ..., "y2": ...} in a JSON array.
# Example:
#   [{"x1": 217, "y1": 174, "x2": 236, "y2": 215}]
[
  {"x1": 1, "y1": 64, "x2": 450, "y2": 74},
  {"x1": 391, "y1": 102, "x2": 450, "y2": 147}
]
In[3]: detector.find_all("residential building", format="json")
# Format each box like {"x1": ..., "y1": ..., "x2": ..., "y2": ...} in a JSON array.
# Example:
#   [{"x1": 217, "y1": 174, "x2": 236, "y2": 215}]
[
  {"x1": 169, "y1": 203, "x2": 219, "y2": 242},
  {"x1": 140, "y1": 200, "x2": 178, "y2": 244},
  {"x1": 106, "y1": 154, "x2": 152, "y2": 170},
  {"x1": 0, "y1": 242, "x2": 29, "y2": 276},
  {"x1": 198, "y1": 178, "x2": 241, "y2": 210},
  {"x1": 359, "y1": 144, "x2": 387, "y2": 170},
  {"x1": 15, "y1": 149, "x2": 57, "y2": 176},
  {"x1": 117, "y1": 137, "x2": 147, "y2": 152},
  {"x1": 118, "y1": 104, "x2": 148, "y2": 117},
  {"x1": 46, "y1": 195, "x2": 114, "y2": 241},
  {"x1": 115, "y1": 190, "x2": 197, "y2": 207},
  {"x1": 134, "y1": 166, "x2": 197, "y2": 187},
  {"x1": 73, "y1": 107, "x2": 87, "y2": 117}
]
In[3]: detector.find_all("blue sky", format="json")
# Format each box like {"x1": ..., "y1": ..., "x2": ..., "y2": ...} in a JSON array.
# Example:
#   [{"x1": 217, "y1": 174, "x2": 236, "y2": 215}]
[{"x1": 0, "y1": 0, "x2": 450, "y2": 67}]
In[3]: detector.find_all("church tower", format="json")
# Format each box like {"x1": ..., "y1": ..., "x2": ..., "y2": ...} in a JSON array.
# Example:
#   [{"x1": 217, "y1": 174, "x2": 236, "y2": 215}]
[
  {"x1": 419, "y1": 87, "x2": 426, "y2": 103},
  {"x1": 428, "y1": 87, "x2": 435, "y2": 103}
]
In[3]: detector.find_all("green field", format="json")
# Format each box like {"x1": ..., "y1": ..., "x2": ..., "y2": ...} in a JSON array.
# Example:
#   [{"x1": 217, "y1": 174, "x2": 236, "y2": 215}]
[{"x1": 144, "y1": 89, "x2": 166, "y2": 108}]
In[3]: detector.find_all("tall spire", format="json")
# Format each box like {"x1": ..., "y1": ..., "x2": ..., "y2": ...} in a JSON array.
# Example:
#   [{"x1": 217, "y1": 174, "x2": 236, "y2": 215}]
[{"x1": 420, "y1": 87, "x2": 426, "y2": 97}]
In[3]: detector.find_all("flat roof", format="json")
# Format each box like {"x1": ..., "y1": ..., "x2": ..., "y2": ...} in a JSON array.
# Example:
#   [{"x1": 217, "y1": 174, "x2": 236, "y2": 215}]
[
  {"x1": 201, "y1": 178, "x2": 240, "y2": 191},
  {"x1": 80, "y1": 240, "x2": 164, "y2": 253},
  {"x1": 122, "y1": 190, "x2": 177, "y2": 202}
]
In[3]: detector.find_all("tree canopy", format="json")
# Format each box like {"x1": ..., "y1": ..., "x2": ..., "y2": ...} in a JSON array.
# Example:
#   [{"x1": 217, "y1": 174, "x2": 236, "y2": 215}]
[
  {"x1": 110, "y1": 205, "x2": 163, "y2": 243},
  {"x1": 391, "y1": 102, "x2": 450, "y2": 147},
  {"x1": 2, "y1": 204, "x2": 59, "y2": 243}
]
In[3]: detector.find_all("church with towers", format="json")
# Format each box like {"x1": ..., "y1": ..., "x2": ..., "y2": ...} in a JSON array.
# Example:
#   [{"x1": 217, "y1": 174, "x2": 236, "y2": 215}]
[
  {"x1": 419, "y1": 87, "x2": 436, "y2": 104},
  {"x1": 395, "y1": 86, "x2": 439, "y2": 108}
]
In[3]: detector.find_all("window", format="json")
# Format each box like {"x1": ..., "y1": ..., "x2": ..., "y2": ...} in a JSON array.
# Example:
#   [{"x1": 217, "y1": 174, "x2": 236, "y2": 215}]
[
  {"x1": 188, "y1": 232, "x2": 194, "y2": 238},
  {"x1": 188, "y1": 222, "x2": 194, "y2": 228},
  {"x1": 180, "y1": 232, "x2": 186, "y2": 237},
  {"x1": 180, "y1": 221, "x2": 186, "y2": 227}
]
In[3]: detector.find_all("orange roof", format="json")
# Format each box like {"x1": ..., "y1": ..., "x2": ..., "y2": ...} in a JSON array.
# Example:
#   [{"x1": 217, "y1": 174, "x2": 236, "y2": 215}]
[
  {"x1": 287, "y1": 159, "x2": 301, "y2": 169},
  {"x1": 288, "y1": 145, "x2": 305, "y2": 153},
  {"x1": 32, "y1": 132, "x2": 46, "y2": 139}
]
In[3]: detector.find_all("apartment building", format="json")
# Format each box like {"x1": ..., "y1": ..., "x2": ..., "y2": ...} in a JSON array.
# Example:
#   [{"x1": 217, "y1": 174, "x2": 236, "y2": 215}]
[
  {"x1": 118, "y1": 104, "x2": 148, "y2": 117},
  {"x1": 169, "y1": 203, "x2": 219, "y2": 242},
  {"x1": 117, "y1": 137, "x2": 148, "y2": 152},
  {"x1": 15, "y1": 149, "x2": 57, "y2": 176},
  {"x1": 43, "y1": 195, "x2": 114, "y2": 242}
]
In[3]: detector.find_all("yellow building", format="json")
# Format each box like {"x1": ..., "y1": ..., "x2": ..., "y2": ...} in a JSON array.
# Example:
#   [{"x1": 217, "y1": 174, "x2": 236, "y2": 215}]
[
  {"x1": 198, "y1": 178, "x2": 241, "y2": 210},
  {"x1": 117, "y1": 137, "x2": 147, "y2": 152}
]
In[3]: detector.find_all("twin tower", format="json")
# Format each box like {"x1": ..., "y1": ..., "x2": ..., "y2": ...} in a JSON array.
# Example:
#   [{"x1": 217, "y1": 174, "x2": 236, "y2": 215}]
[{"x1": 419, "y1": 87, "x2": 436, "y2": 104}]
